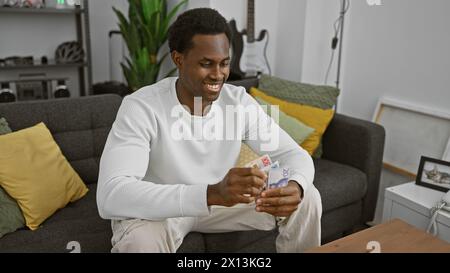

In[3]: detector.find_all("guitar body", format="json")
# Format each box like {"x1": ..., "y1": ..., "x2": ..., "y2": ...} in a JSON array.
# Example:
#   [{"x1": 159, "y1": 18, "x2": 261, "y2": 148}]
[
  {"x1": 239, "y1": 30, "x2": 270, "y2": 77},
  {"x1": 228, "y1": 0, "x2": 270, "y2": 79},
  {"x1": 228, "y1": 20, "x2": 245, "y2": 80}
]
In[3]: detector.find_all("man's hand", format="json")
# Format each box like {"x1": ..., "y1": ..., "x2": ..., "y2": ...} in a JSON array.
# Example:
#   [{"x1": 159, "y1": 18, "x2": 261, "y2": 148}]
[
  {"x1": 255, "y1": 181, "x2": 303, "y2": 217},
  {"x1": 208, "y1": 168, "x2": 267, "y2": 207}
]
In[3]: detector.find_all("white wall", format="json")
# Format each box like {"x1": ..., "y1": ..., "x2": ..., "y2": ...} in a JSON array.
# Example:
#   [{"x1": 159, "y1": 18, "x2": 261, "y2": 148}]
[
  {"x1": 275, "y1": 0, "x2": 307, "y2": 81},
  {"x1": 302, "y1": 0, "x2": 450, "y2": 120},
  {"x1": 89, "y1": 0, "x2": 128, "y2": 83},
  {"x1": 301, "y1": 0, "x2": 341, "y2": 86}
]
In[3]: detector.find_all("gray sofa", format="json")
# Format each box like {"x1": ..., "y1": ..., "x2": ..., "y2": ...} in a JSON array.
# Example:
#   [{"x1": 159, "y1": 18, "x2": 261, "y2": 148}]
[{"x1": 0, "y1": 79, "x2": 385, "y2": 253}]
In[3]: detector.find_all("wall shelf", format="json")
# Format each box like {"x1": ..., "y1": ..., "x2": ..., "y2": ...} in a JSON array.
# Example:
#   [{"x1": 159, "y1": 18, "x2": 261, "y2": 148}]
[
  {"x1": 0, "y1": 7, "x2": 84, "y2": 14},
  {"x1": 0, "y1": 62, "x2": 87, "y2": 70},
  {"x1": 0, "y1": 0, "x2": 92, "y2": 98}
]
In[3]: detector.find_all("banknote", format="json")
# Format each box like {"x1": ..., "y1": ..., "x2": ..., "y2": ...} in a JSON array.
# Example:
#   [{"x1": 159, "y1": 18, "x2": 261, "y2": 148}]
[
  {"x1": 261, "y1": 161, "x2": 279, "y2": 174},
  {"x1": 245, "y1": 154, "x2": 272, "y2": 169},
  {"x1": 267, "y1": 167, "x2": 290, "y2": 189}
]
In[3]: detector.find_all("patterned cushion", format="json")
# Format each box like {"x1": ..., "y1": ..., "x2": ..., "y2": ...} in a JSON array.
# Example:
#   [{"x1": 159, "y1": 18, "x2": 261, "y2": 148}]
[
  {"x1": 259, "y1": 74, "x2": 340, "y2": 109},
  {"x1": 236, "y1": 143, "x2": 260, "y2": 168}
]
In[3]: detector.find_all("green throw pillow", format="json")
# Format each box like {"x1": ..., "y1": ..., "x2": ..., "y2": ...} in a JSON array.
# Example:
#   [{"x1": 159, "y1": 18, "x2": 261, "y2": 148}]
[
  {"x1": 254, "y1": 97, "x2": 315, "y2": 145},
  {"x1": 259, "y1": 74, "x2": 340, "y2": 110},
  {"x1": 0, "y1": 117, "x2": 26, "y2": 238},
  {"x1": 0, "y1": 117, "x2": 12, "y2": 135}
]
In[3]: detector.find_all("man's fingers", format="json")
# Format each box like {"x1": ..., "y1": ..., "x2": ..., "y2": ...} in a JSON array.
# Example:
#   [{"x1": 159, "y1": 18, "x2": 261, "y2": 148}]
[
  {"x1": 233, "y1": 167, "x2": 267, "y2": 180},
  {"x1": 236, "y1": 194, "x2": 255, "y2": 204},
  {"x1": 257, "y1": 196, "x2": 300, "y2": 207},
  {"x1": 244, "y1": 187, "x2": 263, "y2": 197},
  {"x1": 242, "y1": 175, "x2": 266, "y2": 189},
  {"x1": 261, "y1": 186, "x2": 298, "y2": 198},
  {"x1": 256, "y1": 205, "x2": 298, "y2": 216}
]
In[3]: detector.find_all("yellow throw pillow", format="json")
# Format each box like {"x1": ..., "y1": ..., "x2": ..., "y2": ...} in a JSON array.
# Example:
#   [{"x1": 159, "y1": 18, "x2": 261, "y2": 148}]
[
  {"x1": 236, "y1": 143, "x2": 260, "y2": 168},
  {"x1": 0, "y1": 122, "x2": 88, "y2": 230},
  {"x1": 250, "y1": 87, "x2": 335, "y2": 155}
]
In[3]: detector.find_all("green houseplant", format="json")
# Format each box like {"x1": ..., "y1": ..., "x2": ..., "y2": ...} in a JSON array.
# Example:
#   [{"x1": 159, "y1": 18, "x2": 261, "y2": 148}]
[{"x1": 113, "y1": 0, "x2": 188, "y2": 91}]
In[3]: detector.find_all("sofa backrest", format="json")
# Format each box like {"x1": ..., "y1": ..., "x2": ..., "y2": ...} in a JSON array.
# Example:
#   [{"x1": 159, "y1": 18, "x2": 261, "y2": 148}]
[
  {"x1": 227, "y1": 77, "x2": 259, "y2": 93},
  {"x1": 0, "y1": 94, "x2": 122, "y2": 184}
]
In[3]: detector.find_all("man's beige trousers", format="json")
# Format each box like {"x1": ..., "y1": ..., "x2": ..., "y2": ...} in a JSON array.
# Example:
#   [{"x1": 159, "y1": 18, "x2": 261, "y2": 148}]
[{"x1": 111, "y1": 186, "x2": 322, "y2": 253}]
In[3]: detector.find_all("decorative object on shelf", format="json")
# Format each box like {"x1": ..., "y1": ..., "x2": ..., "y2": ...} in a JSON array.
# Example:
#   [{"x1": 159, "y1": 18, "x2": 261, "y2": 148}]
[
  {"x1": 113, "y1": 0, "x2": 187, "y2": 91},
  {"x1": 56, "y1": 0, "x2": 66, "y2": 9},
  {"x1": 0, "y1": 82, "x2": 16, "y2": 103},
  {"x1": 66, "y1": 0, "x2": 81, "y2": 7},
  {"x1": 53, "y1": 79, "x2": 70, "y2": 98},
  {"x1": 40, "y1": 55, "x2": 48, "y2": 65},
  {"x1": 15, "y1": 73, "x2": 48, "y2": 101},
  {"x1": 3, "y1": 56, "x2": 34, "y2": 66},
  {"x1": 43, "y1": 0, "x2": 80, "y2": 9},
  {"x1": 0, "y1": 0, "x2": 44, "y2": 8},
  {"x1": 20, "y1": 0, "x2": 45, "y2": 8},
  {"x1": 1, "y1": 0, "x2": 21, "y2": 7},
  {"x1": 416, "y1": 156, "x2": 450, "y2": 193},
  {"x1": 55, "y1": 41, "x2": 84, "y2": 64}
]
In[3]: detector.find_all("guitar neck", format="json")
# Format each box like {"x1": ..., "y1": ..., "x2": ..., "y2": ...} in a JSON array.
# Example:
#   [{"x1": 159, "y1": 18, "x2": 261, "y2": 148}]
[{"x1": 247, "y1": 0, "x2": 255, "y2": 43}]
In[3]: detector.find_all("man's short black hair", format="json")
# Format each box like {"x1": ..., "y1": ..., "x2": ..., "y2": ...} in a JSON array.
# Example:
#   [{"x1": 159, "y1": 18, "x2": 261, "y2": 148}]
[{"x1": 168, "y1": 8, "x2": 231, "y2": 54}]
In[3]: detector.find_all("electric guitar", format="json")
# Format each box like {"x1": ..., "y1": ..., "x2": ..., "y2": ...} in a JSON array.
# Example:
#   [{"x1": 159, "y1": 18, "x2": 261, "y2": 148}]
[{"x1": 229, "y1": 0, "x2": 271, "y2": 79}]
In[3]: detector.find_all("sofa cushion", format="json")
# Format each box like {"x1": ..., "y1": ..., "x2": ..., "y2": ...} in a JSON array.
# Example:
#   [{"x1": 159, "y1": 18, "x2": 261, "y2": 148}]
[
  {"x1": 0, "y1": 184, "x2": 112, "y2": 253},
  {"x1": 258, "y1": 74, "x2": 340, "y2": 110},
  {"x1": 0, "y1": 187, "x2": 25, "y2": 238},
  {"x1": 254, "y1": 96, "x2": 315, "y2": 145},
  {"x1": 313, "y1": 159, "x2": 367, "y2": 212},
  {"x1": 177, "y1": 232, "x2": 206, "y2": 253},
  {"x1": 250, "y1": 87, "x2": 334, "y2": 156},
  {"x1": 0, "y1": 122, "x2": 89, "y2": 230},
  {"x1": 0, "y1": 117, "x2": 26, "y2": 238},
  {"x1": 0, "y1": 95, "x2": 122, "y2": 185}
]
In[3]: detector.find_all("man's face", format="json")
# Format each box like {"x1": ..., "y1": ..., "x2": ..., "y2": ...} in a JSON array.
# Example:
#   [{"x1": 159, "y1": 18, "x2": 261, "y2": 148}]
[{"x1": 172, "y1": 33, "x2": 230, "y2": 104}]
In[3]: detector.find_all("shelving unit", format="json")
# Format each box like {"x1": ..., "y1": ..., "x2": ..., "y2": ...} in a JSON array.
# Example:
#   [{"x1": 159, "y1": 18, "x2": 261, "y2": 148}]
[
  {"x1": 0, "y1": 0, "x2": 92, "y2": 99},
  {"x1": 0, "y1": 7, "x2": 84, "y2": 14},
  {"x1": 0, "y1": 62, "x2": 87, "y2": 70}
]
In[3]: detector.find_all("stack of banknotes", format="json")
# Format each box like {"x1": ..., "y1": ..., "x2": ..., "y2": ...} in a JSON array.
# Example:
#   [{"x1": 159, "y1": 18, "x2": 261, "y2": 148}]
[{"x1": 245, "y1": 155, "x2": 289, "y2": 189}]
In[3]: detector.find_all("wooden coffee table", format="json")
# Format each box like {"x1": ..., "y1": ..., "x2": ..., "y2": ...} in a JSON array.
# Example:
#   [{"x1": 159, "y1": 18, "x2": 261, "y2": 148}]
[{"x1": 307, "y1": 219, "x2": 450, "y2": 253}]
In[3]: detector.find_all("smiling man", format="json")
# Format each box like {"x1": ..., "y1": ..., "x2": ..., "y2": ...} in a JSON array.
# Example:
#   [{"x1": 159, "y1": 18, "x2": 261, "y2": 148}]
[{"x1": 97, "y1": 8, "x2": 322, "y2": 253}]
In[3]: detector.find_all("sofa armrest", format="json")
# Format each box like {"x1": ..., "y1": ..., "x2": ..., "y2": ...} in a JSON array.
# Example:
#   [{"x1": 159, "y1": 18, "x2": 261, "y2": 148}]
[{"x1": 322, "y1": 113, "x2": 385, "y2": 223}]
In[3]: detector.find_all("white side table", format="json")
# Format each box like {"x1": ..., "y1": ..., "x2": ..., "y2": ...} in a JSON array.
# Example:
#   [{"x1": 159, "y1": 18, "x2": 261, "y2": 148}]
[{"x1": 382, "y1": 182, "x2": 450, "y2": 243}]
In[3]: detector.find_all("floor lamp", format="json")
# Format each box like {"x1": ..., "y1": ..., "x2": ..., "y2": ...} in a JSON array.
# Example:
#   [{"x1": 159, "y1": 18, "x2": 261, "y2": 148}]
[
  {"x1": 336, "y1": 0, "x2": 348, "y2": 90},
  {"x1": 327, "y1": 0, "x2": 349, "y2": 110}
]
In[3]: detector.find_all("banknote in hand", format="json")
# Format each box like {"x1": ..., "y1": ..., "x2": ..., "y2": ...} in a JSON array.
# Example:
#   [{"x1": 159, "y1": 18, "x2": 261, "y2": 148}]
[
  {"x1": 267, "y1": 167, "x2": 290, "y2": 189},
  {"x1": 245, "y1": 154, "x2": 272, "y2": 170}
]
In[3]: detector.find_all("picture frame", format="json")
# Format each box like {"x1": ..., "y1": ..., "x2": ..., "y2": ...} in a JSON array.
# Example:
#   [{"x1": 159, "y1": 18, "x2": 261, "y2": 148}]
[
  {"x1": 416, "y1": 156, "x2": 450, "y2": 192},
  {"x1": 372, "y1": 97, "x2": 450, "y2": 178}
]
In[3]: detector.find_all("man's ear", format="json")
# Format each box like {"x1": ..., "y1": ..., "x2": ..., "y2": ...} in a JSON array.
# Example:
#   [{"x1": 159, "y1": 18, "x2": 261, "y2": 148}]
[{"x1": 171, "y1": 51, "x2": 183, "y2": 68}]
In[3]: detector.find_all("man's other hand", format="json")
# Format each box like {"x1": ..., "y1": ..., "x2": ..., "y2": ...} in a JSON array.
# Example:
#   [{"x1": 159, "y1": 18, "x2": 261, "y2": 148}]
[{"x1": 255, "y1": 181, "x2": 303, "y2": 217}]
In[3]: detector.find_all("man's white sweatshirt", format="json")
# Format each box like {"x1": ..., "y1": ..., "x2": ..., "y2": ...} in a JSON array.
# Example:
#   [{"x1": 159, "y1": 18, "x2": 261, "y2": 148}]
[{"x1": 97, "y1": 77, "x2": 314, "y2": 220}]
